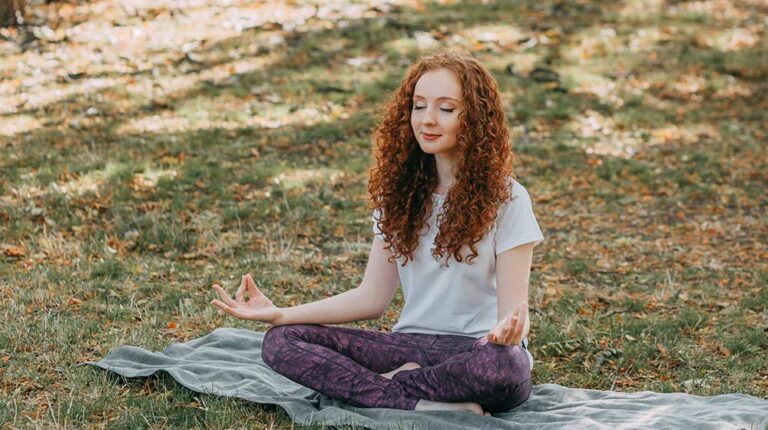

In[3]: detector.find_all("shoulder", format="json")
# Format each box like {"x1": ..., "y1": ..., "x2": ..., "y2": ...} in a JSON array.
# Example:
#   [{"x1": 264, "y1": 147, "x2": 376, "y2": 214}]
[
  {"x1": 500, "y1": 178, "x2": 533, "y2": 209},
  {"x1": 493, "y1": 178, "x2": 545, "y2": 252}
]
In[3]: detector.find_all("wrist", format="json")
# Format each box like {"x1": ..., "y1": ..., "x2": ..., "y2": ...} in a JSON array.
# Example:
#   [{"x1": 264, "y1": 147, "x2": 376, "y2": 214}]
[{"x1": 271, "y1": 308, "x2": 288, "y2": 326}]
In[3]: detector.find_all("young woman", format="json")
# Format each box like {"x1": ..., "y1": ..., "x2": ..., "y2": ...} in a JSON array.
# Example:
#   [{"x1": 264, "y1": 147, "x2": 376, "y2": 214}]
[{"x1": 210, "y1": 51, "x2": 544, "y2": 416}]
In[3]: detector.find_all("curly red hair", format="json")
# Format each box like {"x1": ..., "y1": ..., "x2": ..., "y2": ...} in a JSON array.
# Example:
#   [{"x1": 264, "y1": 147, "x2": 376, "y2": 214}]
[{"x1": 368, "y1": 51, "x2": 515, "y2": 266}]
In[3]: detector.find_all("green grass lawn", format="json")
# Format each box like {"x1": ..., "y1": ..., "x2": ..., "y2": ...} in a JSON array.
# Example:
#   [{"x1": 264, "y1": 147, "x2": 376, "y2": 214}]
[{"x1": 1, "y1": 0, "x2": 766, "y2": 428}]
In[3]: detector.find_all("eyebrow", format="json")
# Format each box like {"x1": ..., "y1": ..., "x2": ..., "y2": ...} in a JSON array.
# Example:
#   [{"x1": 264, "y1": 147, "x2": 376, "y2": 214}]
[{"x1": 413, "y1": 95, "x2": 462, "y2": 102}]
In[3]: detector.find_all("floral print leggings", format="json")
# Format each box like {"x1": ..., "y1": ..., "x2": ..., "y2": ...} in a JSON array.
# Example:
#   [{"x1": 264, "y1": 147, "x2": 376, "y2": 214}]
[{"x1": 261, "y1": 323, "x2": 532, "y2": 413}]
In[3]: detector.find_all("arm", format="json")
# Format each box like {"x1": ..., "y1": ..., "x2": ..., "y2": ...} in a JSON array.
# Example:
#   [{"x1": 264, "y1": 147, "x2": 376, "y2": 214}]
[
  {"x1": 274, "y1": 237, "x2": 399, "y2": 326},
  {"x1": 488, "y1": 242, "x2": 534, "y2": 343}
]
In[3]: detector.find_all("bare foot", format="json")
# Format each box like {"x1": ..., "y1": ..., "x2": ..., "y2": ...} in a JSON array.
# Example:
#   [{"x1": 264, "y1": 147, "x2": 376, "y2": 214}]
[
  {"x1": 379, "y1": 362, "x2": 422, "y2": 380},
  {"x1": 415, "y1": 399, "x2": 491, "y2": 416}
]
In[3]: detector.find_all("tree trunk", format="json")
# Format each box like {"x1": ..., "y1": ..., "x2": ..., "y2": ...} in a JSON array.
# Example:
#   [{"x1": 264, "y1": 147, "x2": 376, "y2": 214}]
[{"x1": 0, "y1": 0, "x2": 26, "y2": 27}]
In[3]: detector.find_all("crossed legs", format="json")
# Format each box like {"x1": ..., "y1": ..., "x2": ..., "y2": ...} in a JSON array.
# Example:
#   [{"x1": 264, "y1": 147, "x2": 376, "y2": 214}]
[{"x1": 261, "y1": 324, "x2": 531, "y2": 413}]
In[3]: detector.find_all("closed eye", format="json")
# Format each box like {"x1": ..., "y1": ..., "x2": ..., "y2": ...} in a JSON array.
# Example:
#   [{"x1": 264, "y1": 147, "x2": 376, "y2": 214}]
[{"x1": 413, "y1": 107, "x2": 455, "y2": 113}]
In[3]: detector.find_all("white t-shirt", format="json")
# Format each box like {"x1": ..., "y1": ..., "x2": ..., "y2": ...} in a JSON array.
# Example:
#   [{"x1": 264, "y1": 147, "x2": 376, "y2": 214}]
[{"x1": 372, "y1": 180, "x2": 544, "y2": 369}]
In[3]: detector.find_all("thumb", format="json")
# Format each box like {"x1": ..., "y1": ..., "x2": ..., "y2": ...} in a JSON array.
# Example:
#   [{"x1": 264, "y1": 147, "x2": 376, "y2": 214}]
[{"x1": 486, "y1": 331, "x2": 499, "y2": 343}]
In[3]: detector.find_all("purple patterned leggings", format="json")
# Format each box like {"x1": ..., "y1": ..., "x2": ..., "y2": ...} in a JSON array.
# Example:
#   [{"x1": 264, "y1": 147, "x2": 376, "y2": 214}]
[{"x1": 261, "y1": 324, "x2": 532, "y2": 413}]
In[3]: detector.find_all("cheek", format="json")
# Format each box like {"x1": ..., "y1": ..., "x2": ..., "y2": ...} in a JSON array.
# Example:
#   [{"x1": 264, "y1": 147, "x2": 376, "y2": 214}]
[{"x1": 447, "y1": 117, "x2": 461, "y2": 134}]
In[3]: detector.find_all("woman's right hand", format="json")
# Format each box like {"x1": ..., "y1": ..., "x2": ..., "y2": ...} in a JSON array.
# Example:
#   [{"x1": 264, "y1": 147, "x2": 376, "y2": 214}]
[{"x1": 211, "y1": 274, "x2": 284, "y2": 325}]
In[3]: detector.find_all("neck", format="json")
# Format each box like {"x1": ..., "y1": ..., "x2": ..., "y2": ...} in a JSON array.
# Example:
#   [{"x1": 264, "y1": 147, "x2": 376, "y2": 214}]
[{"x1": 434, "y1": 152, "x2": 459, "y2": 193}]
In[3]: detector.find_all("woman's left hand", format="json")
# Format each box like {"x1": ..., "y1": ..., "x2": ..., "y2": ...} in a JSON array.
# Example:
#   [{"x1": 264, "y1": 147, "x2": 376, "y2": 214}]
[{"x1": 478, "y1": 303, "x2": 529, "y2": 346}]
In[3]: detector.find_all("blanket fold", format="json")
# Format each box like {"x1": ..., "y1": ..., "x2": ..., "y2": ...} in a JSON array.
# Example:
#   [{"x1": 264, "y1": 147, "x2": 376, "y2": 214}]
[{"x1": 79, "y1": 327, "x2": 768, "y2": 430}]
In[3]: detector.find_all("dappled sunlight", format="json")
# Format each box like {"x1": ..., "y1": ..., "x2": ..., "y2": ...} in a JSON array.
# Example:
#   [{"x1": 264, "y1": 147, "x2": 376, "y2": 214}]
[
  {"x1": 694, "y1": 27, "x2": 761, "y2": 52},
  {"x1": 567, "y1": 110, "x2": 724, "y2": 158},
  {"x1": 48, "y1": 170, "x2": 104, "y2": 197},
  {"x1": 627, "y1": 27, "x2": 673, "y2": 53},
  {"x1": 670, "y1": 72, "x2": 707, "y2": 100},
  {"x1": 3, "y1": 161, "x2": 130, "y2": 203},
  {"x1": 130, "y1": 167, "x2": 178, "y2": 192},
  {"x1": 566, "y1": 110, "x2": 644, "y2": 158},
  {"x1": 274, "y1": 168, "x2": 346, "y2": 190},
  {"x1": 127, "y1": 55, "x2": 276, "y2": 101},
  {"x1": 1, "y1": 0, "x2": 767, "y2": 426},
  {"x1": 0, "y1": 115, "x2": 43, "y2": 137},
  {"x1": 563, "y1": 27, "x2": 623, "y2": 62},
  {"x1": 621, "y1": 0, "x2": 752, "y2": 21},
  {"x1": 556, "y1": 26, "x2": 638, "y2": 108},
  {"x1": 9, "y1": 52, "x2": 277, "y2": 118},
  {"x1": 32, "y1": 231, "x2": 85, "y2": 267},
  {"x1": 565, "y1": 110, "x2": 616, "y2": 140},
  {"x1": 648, "y1": 124, "x2": 720, "y2": 147},
  {"x1": 619, "y1": 0, "x2": 666, "y2": 19},
  {"x1": 118, "y1": 99, "x2": 352, "y2": 134},
  {"x1": 492, "y1": 52, "x2": 542, "y2": 76},
  {"x1": 667, "y1": 0, "x2": 758, "y2": 20},
  {"x1": 1, "y1": 0, "x2": 394, "y2": 118},
  {"x1": 384, "y1": 36, "x2": 422, "y2": 55},
  {"x1": 559, "y1": 65, "x2": 626, "y2": 107},
  {"x1": 711, "y1": 75, "x2": 753, "y2": 99},
  {"x1": 584, "y1": 130, "x2": 645, "y2": 159},
  {"x1": 6, "y1": 76, "x2": 119, "y2": 112},
  {"x1": 460, "y1": 24, "x2": 530, "y2": 50}
]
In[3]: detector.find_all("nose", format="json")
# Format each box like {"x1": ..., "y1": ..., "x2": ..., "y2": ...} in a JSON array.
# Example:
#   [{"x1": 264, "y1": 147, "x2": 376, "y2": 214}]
[{"x1": 422, "y1": 107, "x2": 437, "y2": 126}]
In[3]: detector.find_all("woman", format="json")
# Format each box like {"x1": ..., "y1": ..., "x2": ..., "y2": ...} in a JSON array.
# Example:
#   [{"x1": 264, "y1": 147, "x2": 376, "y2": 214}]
[{"x1": 210, "y1": 51, "x2": 544, "y2": 416}]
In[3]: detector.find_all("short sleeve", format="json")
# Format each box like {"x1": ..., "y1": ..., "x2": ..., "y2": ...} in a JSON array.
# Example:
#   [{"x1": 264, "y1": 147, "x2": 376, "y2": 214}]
[
  {"x1": 372, "y1": 207, "x2": 385, "y2": 241},
  {"x1": 494, "y1": 182, "x2": 544, "y2": 255}
]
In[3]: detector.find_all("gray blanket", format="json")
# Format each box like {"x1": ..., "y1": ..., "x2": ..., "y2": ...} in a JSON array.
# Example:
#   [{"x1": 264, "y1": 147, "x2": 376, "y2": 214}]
[{"x1": 79, "y1": 327, "x2": 768, "y2": 429}]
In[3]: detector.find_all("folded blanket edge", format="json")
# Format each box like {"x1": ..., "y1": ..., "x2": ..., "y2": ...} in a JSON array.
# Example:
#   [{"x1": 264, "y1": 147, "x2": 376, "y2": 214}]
[{"x1": 76, "y1": 361, "x2": 405, "y2": 430}]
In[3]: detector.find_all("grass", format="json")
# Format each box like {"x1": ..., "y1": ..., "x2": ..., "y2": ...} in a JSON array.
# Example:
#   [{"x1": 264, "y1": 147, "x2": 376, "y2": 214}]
[{"x1": 1, "y1": 0, "x2": 766, "y2": 428}]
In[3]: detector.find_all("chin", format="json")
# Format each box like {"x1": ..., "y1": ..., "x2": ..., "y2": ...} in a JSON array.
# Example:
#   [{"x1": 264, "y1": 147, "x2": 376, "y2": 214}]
[
  {"x1": 418, "y1": 145, "x2": 438, "y2": 154},
  {"x1": 417, "y1": 141, "x2": 446, "y2": 154},
  {"x1": 419, "y1": 146, "x2": 460, "y2": 158}
]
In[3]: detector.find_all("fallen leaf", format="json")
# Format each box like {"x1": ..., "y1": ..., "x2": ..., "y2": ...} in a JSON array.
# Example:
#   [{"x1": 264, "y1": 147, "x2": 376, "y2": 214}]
[
  {"x1": 4, "y1": 246, "x2": 26, "y2": 257},
  {"x1": 656, "y1": 343, "x2": 668, "y2": 358},
  {"x1": 717, "y1": 344, "x2": 731, "y2": 357}
]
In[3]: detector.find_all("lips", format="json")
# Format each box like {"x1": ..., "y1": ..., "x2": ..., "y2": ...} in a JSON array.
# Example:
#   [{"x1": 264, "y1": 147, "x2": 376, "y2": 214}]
[{"x1": 422, "y1": 133, "x2": 441, "y2": 138}]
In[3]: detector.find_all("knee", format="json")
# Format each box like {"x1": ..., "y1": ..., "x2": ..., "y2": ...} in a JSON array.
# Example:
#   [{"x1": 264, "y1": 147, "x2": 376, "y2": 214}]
[
  {"x1": 480, "y1": 344, "x2": 531, "y2": 390},
  {"x1": 261, "y1": 324, "x2": 312, "y2": 366},
  {"x1": 261, "y1": 325, "x2": 285, "y2": 366}
]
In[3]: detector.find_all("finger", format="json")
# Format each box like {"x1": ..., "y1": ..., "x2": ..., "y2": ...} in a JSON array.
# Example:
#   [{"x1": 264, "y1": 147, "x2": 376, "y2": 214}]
[
  {"x1": 501, "y1": 315, "x2": 516, "y2": 344},
  {"x1": 235, "y1": 275, "x2": 246, "y2": 302},
  {"x1": 487, "y1": 332, "x2": 496, "y2": 343},
  {"x1": 210, "y1": 299, "x2": 231, "y2": 313},
  {"x1": 211, "y1": 299, "x2": 246, "y2": 319},
  {"x1": 212, "y1": 284, "x2": 238, "y2": 307},
  {"x1": 509, "y1": 304, "x2": 525, "y2": 341},
  {"x1": 488, "y1": 316, "x2": 507, "y2": 343},
  {"x1": 500, "y1": 322, "x2": 513, "y2": 345},
  {"x1": 245, "y1": 273, "x2": 261, "y2": 296}
]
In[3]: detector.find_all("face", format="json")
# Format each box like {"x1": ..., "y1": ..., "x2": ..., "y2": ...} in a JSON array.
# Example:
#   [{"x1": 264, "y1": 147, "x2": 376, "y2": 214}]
[{"x1": 410, "y1": 68, "x2": 464, "y2": 158}]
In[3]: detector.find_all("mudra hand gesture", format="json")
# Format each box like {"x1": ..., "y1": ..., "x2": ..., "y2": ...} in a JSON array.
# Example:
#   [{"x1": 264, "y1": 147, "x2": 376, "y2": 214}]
[
  {"x1": 210, "y1": 274, "x2": 284, "y2": 324},
  {"x1": 479, "y1": 303, "x2": 529, "y2": 346}
]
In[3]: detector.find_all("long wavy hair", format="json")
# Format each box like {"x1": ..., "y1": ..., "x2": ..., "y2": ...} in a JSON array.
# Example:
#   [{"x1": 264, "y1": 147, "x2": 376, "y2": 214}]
[{"x1": 368, "y1": 51, "x2": 515, "y2": 266}]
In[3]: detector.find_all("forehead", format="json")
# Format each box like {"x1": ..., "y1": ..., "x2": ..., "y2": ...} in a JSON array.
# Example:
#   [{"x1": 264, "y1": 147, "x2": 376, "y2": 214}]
[{"x1": 413, "y1": 68, "x2": 462, "y2": 101}]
